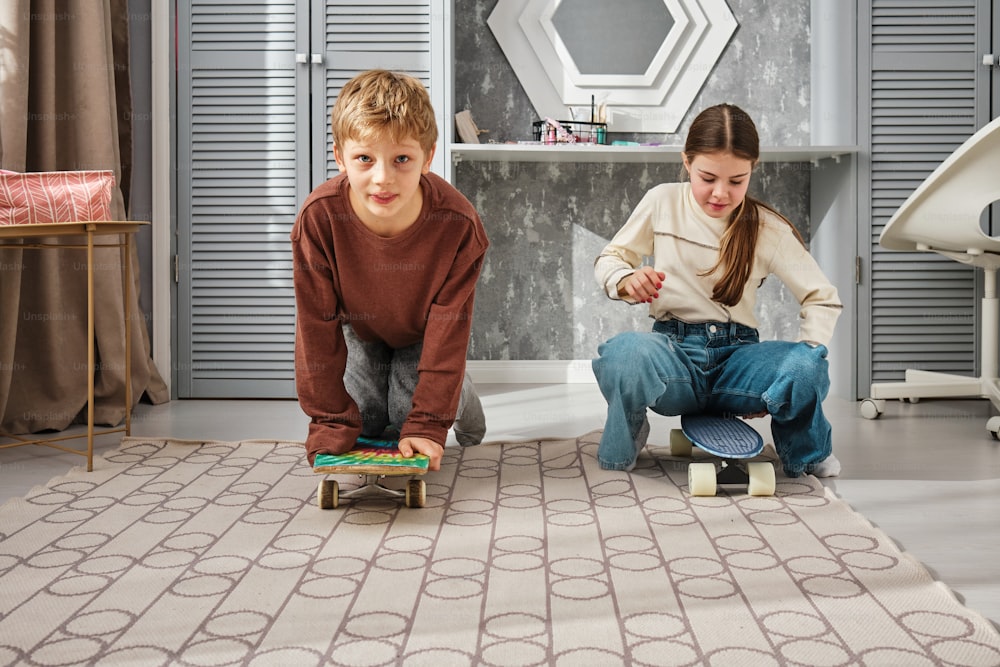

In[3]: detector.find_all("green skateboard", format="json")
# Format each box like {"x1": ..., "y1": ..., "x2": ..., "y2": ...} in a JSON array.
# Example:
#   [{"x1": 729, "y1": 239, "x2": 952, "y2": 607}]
[{"x1": 313, "y1": 435, "x2": 429, "y2": 509}]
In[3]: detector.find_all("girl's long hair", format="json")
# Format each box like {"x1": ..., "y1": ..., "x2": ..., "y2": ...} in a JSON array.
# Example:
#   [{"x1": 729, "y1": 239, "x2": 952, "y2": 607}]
[{"x1": 685, "y1": 104, "x2": 805, "y2": 307}]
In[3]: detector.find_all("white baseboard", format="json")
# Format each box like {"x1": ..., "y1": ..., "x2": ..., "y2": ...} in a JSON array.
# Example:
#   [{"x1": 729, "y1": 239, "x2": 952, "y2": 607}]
[{"x1": 466, "y1": 360, "x2": 597, "y2": 384}]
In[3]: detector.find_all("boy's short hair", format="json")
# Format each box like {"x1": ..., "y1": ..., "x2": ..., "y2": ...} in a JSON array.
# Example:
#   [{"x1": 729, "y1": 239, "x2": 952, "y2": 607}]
[{"x1": 331, "y1": 70, "x2": 438, "y2": 154}]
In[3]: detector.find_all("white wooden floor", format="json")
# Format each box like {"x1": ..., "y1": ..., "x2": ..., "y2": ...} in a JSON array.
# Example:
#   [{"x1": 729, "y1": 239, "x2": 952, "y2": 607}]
[{"x1": 2, "y1": 385, "x2": 998, "y2": 630}]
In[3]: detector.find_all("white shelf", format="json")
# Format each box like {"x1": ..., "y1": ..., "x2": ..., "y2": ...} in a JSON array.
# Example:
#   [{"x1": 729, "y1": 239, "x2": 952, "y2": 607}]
[{"x1": 450, "y1": 143, "x2": 859, "y2": 164}]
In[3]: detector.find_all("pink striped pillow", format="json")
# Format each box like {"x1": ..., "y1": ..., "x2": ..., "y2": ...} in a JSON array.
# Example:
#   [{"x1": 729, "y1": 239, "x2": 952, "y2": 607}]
[{"x1": 0, "y1": 170, "x2": 114, "y2": 225}]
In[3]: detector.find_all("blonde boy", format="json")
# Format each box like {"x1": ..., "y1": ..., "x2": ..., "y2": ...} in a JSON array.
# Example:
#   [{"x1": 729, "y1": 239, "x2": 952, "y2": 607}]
[{"x1": 291, "y1": 70, "x2": 489, "y2": 470}]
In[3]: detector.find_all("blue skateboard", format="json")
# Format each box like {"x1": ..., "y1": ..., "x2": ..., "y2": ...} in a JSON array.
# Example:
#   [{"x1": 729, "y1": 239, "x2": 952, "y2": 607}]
[{"x1": 670, "y1": 415, "x2": 775, "y2": 496}]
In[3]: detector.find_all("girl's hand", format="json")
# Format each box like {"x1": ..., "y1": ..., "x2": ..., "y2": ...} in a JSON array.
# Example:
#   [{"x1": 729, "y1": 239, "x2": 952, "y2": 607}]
[
  {"x1": 619, "y1": 267, "x2": 667, "y2": 303},
  {"x1": 398, "y1": 436, "x2": 444, "y2": 471}
]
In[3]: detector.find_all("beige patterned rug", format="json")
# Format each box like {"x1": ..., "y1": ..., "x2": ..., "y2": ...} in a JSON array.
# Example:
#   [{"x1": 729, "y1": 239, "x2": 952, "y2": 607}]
[{"x1": 2, "y1": 432, "x2": 999, "y2": 667}]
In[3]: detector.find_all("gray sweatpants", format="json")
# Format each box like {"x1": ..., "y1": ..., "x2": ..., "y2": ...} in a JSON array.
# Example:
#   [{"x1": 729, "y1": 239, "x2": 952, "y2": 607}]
[{"x1": 342, "y1": 324, "x2": 483, "y2": 442}]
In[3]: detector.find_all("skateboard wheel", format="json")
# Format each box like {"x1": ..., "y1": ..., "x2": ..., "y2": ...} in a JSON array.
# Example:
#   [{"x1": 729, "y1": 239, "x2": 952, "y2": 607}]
[
  {"x1": 405, "y1": 479, "x2": 426, "y2": 508},
  {"x1": 318, "y1": 479, "x2": 338, "y2": 509},
  {"x1": 669, "y1": 429, "x2": 693, "y2": 457},
  {"x1": 688, "y1": 462, "x2": 717, "y2": 496},
  {"x1": 747, "y1": 462, "x2": 776, "y2": 496}
]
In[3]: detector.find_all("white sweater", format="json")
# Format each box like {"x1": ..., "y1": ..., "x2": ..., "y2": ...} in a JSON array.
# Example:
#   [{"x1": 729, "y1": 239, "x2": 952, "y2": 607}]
[{"x1": 594, "y1": 182, "x2": 842, "y2": 346}]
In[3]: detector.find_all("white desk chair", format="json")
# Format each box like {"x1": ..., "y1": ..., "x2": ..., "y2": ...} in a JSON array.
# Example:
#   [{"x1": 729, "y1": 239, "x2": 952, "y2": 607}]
[{"x1": 861, "y1": 115, "x2": 1000, "y2": 436}]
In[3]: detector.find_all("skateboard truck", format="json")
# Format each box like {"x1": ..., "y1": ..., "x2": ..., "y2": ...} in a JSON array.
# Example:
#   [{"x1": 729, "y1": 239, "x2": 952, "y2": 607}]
[
  {"x1": 317, "y1": 474, "x2": 426, "y2": 509},
  {"x1": 715, "y1": 459, "x2": 754, "y2": 487}
]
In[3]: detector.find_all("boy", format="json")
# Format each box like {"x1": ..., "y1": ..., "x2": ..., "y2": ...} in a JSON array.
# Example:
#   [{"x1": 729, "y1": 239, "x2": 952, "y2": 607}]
[{"x1": 291, "y1": 70, "x2": 489, "y2": 471}]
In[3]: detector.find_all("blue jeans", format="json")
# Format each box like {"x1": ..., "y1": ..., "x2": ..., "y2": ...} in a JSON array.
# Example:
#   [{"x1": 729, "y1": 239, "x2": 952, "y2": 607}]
[{"x1": 591, "y1": 320, "x2": 832, "y2": 477}]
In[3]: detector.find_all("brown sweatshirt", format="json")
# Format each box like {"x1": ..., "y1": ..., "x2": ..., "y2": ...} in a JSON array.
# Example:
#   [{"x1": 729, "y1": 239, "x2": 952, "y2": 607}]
[{"x1": 291, "y1": 172, "x2": 488, "y2": 461}]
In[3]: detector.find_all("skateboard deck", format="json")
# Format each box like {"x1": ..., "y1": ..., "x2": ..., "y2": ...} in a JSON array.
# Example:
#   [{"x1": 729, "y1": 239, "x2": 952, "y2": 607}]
[
  {"x1": 313, "y1": 435, "x2": 430, "y2": 475},
  {"x1": 670, "y1": 415, "x2": 775, "y2": 497},
  {"x1": 313, "y1": 436, "x2": 429, "y2": 509},
  {"x1": 680, "y1": 414, "x2": 764, "y2": 458}
]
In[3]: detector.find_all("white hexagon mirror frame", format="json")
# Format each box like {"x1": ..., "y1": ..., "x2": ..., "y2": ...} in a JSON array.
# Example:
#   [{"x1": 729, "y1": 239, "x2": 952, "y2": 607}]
[{"x1": 488, "y1": 0, "x2": 738, "y2": 134}]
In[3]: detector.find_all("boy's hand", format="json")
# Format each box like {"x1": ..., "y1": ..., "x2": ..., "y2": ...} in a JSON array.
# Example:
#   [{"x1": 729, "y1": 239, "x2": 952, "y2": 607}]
[
  {"x1": 399, "y1": 436, "x2": 444, "y2": 471},
  {"x1": 618, "y1": 267, "x2": 666, "y2": 304}
]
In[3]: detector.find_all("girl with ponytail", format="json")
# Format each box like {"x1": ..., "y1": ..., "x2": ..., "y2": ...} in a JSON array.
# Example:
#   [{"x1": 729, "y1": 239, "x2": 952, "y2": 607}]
[{"x1": 592, "y1": 104, "x2": 843, "y2": 478}]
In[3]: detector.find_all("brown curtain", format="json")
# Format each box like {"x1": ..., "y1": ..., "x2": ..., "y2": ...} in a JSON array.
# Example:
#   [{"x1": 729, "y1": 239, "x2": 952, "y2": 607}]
[{"x1": 0, "y1": 0, "x2": 167, "y2": 434}]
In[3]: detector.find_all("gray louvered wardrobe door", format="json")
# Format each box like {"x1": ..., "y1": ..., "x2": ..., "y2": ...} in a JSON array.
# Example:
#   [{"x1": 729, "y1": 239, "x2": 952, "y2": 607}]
[
  {"x1": 863, "y1": 0, "x2": 992, "y2": 394},
  {"x1": 176, "y1": 1, "x2": 444, "y2": 398},
  {"x1": 313, "y1": 2, "x2": 439, "y2": 182},
  {"x1": 176, "y1": 2, "x2": 303, "y2": 398}
]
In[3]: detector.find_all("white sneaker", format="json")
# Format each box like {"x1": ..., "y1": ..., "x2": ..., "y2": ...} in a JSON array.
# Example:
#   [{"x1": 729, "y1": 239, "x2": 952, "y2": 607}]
[{"x1": 810, "y1": 454, "x2": 841, "y2": 478}]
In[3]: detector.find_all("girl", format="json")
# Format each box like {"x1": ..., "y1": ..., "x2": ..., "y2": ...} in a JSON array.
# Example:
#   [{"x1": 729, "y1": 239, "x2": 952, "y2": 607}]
[{"x1": 592, "y1": 103, "x2": 843, "y2": 478}]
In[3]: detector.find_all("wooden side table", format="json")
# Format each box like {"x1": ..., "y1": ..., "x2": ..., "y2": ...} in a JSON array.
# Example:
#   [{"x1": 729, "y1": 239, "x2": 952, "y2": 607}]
[{"x1": 0, "y1": 221, "x2": 148, "y2": 471}]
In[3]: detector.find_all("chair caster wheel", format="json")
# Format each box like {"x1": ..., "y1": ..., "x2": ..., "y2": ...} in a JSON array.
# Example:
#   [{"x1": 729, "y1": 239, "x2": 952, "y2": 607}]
[
  {"x1": 860, "y1": 399, "x2": 884, "y2": 420},
  {"x1": 986, "y1": 416, "x2": 1000, "y2": 440}
]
